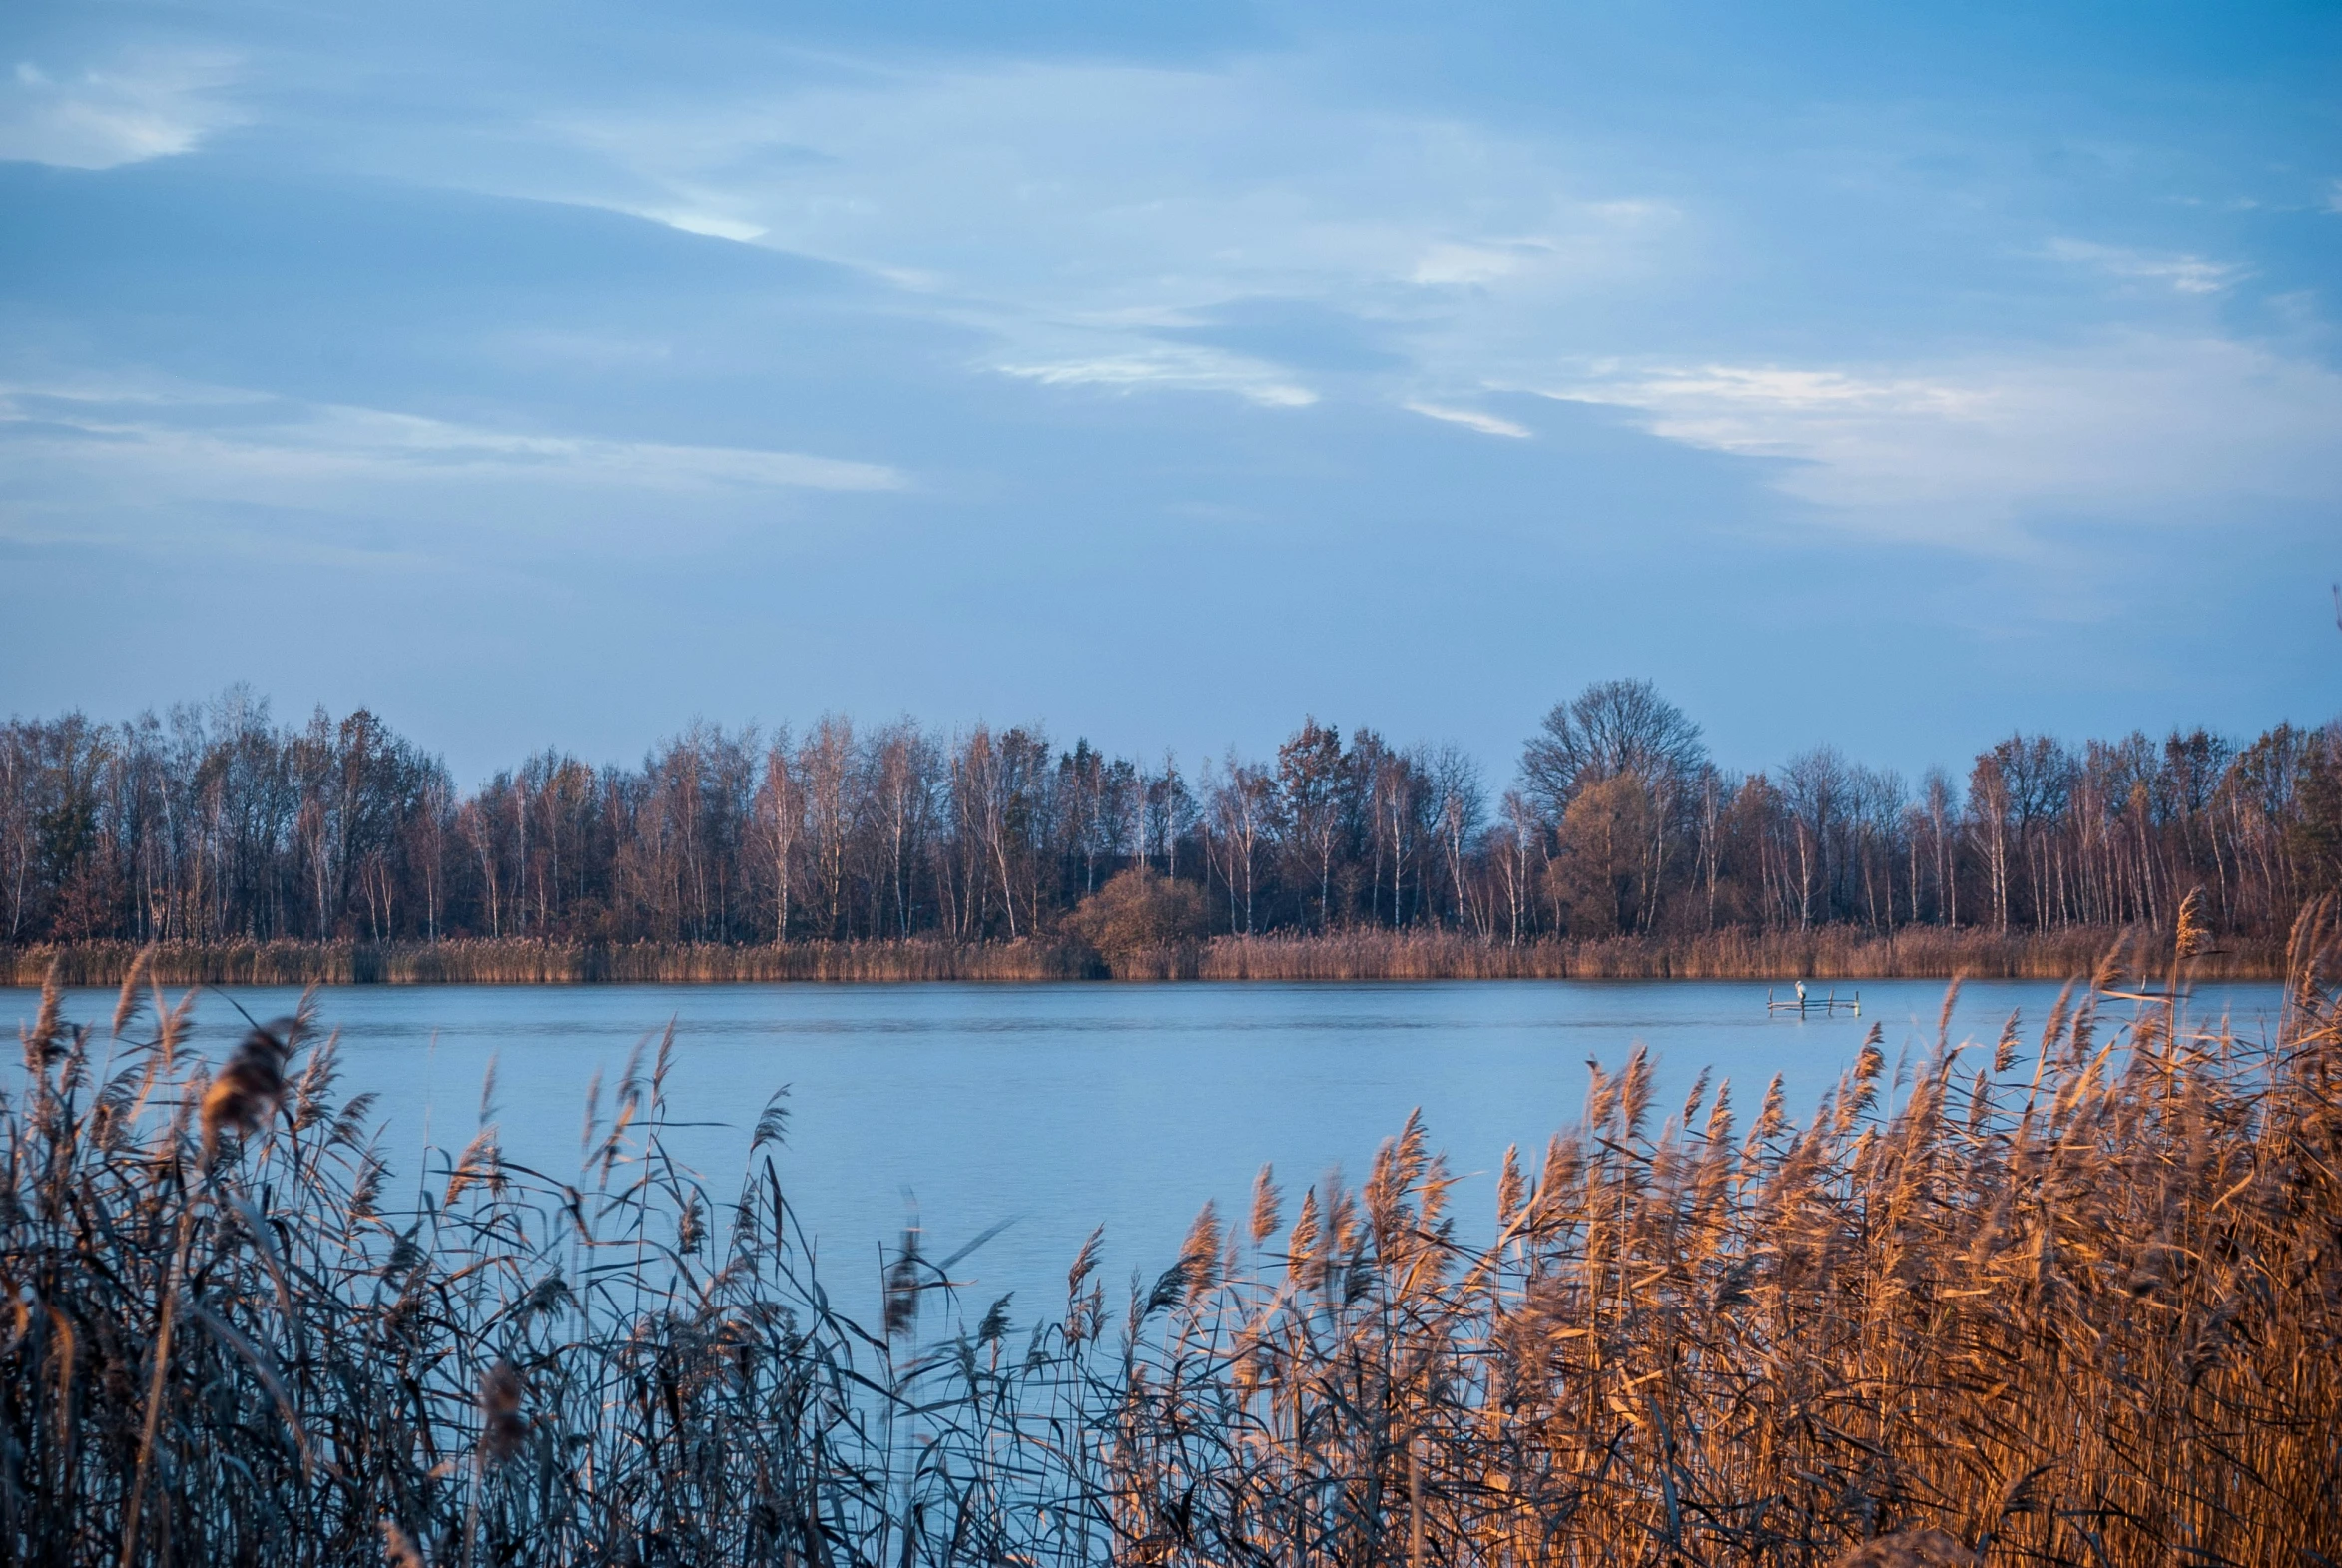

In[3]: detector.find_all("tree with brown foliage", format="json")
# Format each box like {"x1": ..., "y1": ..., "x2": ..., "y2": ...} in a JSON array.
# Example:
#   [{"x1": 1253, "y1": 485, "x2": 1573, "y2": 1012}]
[{"x1": 1065, "y1": 865, "x2": 1211, "y2": 977}]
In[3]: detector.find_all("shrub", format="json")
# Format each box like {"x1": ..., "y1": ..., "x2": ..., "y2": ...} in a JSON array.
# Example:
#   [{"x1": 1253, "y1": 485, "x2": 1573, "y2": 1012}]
[{"x1": 1065, "y1": 868, "x2": 1211, "y2": 978}]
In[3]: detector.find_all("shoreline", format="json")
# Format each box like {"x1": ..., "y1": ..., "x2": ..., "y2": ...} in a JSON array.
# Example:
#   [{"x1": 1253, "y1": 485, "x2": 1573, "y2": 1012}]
[{"x1": 1, "y1": 925, "x2": 2292, "y2": 986}]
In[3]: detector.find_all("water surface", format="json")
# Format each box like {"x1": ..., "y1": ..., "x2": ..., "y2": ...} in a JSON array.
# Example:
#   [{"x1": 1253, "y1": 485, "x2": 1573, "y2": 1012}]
[{"x1": 5, "y1": 977, "x2": 2283, "y2": 1327}]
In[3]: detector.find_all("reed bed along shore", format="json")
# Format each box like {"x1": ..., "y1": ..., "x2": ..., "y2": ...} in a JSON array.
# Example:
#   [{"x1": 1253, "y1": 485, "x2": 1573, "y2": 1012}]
[
  {"x1": 0, "y1": 937, "x2": 1099, "y2": 987},
  {"x1": 1194, "y1": 923, "x2": 2291, "y2": 981},
  {"x1": 1, "y1": 923, "x2": 2289, "y2": 987},
  {"x1": 4, "y1": 915, "x2": 2338, "y2": 1565}
]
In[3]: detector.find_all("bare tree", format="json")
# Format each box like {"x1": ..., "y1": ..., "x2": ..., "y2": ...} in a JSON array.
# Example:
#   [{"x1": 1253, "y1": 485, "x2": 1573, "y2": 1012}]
[
  {"x1": 798, "y1": 717, "x2": 858, "y2": 941},
  {"x1": 868, "y1": 721, "x2": 936, "y2": 938},
  {"x1": 1429, "y1": 746, "x2": 1483, "y2": 931},
  {"x1": 1276, "y1": 719, "x2": 1351, "y2": 931},
  {"x1": 1522, "y1": 679, "x2": 1708, "y2": 818},
  {"x1": 1207, "y1": 755, "x2": 1273, "y2": 935},
  {"x1": 755, "y1": 730, "x2": 805, "y2": 941}
]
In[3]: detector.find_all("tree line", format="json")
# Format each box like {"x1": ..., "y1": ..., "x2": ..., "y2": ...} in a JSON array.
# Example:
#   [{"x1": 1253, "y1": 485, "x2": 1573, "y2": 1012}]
[{"x1": 2, "y1": 682, "x2": 2336, "y2": 949}]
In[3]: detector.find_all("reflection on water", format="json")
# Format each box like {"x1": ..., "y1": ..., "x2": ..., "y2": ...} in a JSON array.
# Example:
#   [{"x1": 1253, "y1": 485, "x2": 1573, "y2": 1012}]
[{"x1": 4, "y1": 977, "x2": 2284, "y2": 1327}]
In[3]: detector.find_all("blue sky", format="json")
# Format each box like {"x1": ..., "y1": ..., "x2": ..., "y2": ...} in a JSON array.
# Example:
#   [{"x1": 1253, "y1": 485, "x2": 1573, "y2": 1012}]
[{"x1": 3, "y1": 0, "x2": 2337, "y2": 784}]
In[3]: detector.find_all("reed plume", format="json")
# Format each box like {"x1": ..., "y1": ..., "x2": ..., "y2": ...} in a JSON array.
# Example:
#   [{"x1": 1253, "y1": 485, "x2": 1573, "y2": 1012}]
[
  {"x1": 479, "y1": 1358, "x2": 527, "y2": 1464},
  {"x1": 378, "y1": 1519, "x2": 424, "y2": 1568},
  {"x1": 200, "y1": 1016, "x2": 298, "y2": 1146}
]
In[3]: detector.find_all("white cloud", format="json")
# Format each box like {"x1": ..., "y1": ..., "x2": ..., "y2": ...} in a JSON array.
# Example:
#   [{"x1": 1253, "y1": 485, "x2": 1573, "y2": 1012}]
[
  {"x1": 642, "y1": 209, "x2": 768, "y2": 243},
  {"x1": 1534, "y1": 335, "x2": 2342, "y2": 545},
  {"x1": 1546, "y1": 365, "x2": 1985, "y2": 444},
  {"x1": 0, "y1": 376, "x2": 904, "y2": 522},
  {"x1": 324, "y1": 412, "x2": 903, "y2": 492},
  {"x1": 2044, "y1": 238, "x2": 2243, "y2": 295},
  {"x1": 0, "y1": 50, "x2": 243, "y2": 169},
  {"x1": 1409, "y1": 241, "x2": 1546, "y2": 287},
  {"x1": 998, "y1": 346, "x2": 1318, "y2": 407},
  {"x1": 1404, "y1": 401, "x2": 1529, "y2": 438}
]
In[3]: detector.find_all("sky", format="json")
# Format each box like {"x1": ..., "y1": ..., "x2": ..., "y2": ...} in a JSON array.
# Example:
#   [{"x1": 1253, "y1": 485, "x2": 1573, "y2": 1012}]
[{"x1": 2, "y1": 0, "x2": 2338, "y2": 787}]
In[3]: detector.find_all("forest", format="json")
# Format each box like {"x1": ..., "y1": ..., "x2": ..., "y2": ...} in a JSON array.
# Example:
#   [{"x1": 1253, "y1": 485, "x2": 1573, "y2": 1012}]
[{"x1": 2, "y1": 681, "x2": 2337, "y2": 955}]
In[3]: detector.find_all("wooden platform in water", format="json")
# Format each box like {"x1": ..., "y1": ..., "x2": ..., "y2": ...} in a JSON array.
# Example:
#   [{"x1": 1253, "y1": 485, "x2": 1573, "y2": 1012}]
[{"x1": 1768, "y1": 987, "x2": 1861, "y2": 1016}]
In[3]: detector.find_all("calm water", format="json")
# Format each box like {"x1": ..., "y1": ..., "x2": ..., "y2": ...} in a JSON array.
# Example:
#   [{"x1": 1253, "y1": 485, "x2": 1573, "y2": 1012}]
[{"x1": 4, "y1": 977, "x2": 2284, "y2": 1327}]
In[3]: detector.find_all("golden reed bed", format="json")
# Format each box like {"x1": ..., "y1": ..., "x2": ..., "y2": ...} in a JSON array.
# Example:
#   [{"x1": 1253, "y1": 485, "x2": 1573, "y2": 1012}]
[
  {"x1": 1, "y1": 923, "x2": 2289, "y2": 986},
  {"x1": 3, "y1": 907, "x2": 2335, "y2": 1564}
]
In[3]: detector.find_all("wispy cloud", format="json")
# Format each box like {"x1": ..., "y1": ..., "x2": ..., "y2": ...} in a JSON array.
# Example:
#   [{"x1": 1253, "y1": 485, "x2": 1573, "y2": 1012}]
[
  {"x1": 2043, "y1": 237, "x2": 2243, "y2": 295},
  {"x1": 1536, "y1": 336, "x2": 2342, "y2": 544},
  {"x1": 640, "y1": 209, "x2": 769, "y2": 243},
  {"x1": 0, "y1": 385, "x2": 902, "y2": 493},
  {"x1": 0, "y1": 50, "x2": 244, "y2": 169},
  {"x1": 1544, "y1": 365, "x2": 1984, "y2": 449},
  {"x1": 998, "y1": 347, "x2": 1318, "y2": 407},
  {"x1": 1409, "y1": 241, "x2": 1550, "y2": 288},
  {"x1": 1404, "y1": 401, "x2": 1528, "y2": 438}
]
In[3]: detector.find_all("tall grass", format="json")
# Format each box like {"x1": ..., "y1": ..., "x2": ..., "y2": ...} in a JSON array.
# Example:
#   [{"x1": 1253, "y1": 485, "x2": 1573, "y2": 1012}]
[
  {"x1": 4, "y1": 913, "x2": 2337, "y2": 1564},
  {"x1": 1, "y1": 938, "x2": 1099, "y2": 987},
  {"x1": 3, "y1": 923, "x2": 2291, "y2": 987},
  {"x1": 1194, "y1": 922, "x2": 2286, "y2": 980},
  {"x1": 1, "y1": 964, "x2": 1091, "y2": 1565},
  {"x1": 1133, "y1": 911, "x2": 2342, "y2": 1564}
]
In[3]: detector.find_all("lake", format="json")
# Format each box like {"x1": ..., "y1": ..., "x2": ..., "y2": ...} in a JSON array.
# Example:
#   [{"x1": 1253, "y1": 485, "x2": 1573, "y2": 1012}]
[{"x1": 4, "y1": 976, "x2": 2285, "y2": 1330}]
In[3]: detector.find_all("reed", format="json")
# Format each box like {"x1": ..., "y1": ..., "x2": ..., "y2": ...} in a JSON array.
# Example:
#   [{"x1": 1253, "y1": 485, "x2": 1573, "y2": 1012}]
[
  {"x1": 1196, "y1": 922, "x2": 2287, "y2": 980},
  {"x1": 1127, "y1": 907, "x2": 2342, "y2": 1565},
  {"x1": 4, "y1": 910, "x2": 2336, "y2": 1564},
  {"x1": 3, "y1": 971, "x2": 1077, "y2": 1565},
  {"x1": 2, "y1": 924, "x2": 2290, "y2": 988},
  {"x1": 0, "y1": 938, "x2": 1100, "y2": 987}
]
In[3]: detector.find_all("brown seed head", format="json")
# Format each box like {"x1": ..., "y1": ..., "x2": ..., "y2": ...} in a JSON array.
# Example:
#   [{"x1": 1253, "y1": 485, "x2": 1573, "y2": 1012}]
[
  {"x1": 1179, "y1": 1201, "x2": 1222, "y2": 1305},
  {"x1": 23, "y1": 965, "x2": 64, "y2": 1074},
  {"x1": 111, "y1": 949, "x2": 153, "y2": 1039},
  {"x1": 202, "y1": 1019, "x2": 296, "y2": 1144},
  {"x1": 1065, "y1": 1224, "x2": 1102, "y2": 1302},
  {"x1": 379, "y1": 1519, "x2": 424, "y2": 1568},
  {"x1": 1287, "y1": 1187, "x2": 1321, "y2": 1266},
  {"x1": 1495, "y1": 1144, "x2": 1526, "y2": 1227},
  {"x1": 2175, "y1": 888, "x2": 2207, "y2": 959},
  {"x1": 884, "y1": 1228, "x2": 922, "y2": 1339},
  {"x1": 478, "y1": 1357, "x2": 526, "y2": 1463},
  {"x1": 1247, "y1": 1163, "x2": 1281, "y2": 1248}
]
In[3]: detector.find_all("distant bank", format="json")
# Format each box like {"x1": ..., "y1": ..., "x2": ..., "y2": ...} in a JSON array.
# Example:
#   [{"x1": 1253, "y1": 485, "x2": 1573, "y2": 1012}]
[{"x1": 0, "y1": 925, "x2": 2292, "y2": 986}]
